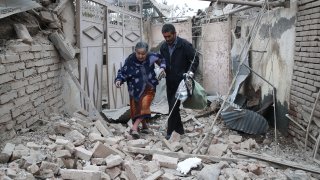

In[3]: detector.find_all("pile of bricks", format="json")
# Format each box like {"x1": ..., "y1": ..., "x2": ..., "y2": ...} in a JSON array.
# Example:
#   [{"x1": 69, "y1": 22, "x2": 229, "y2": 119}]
[
  {"x1": 289, "y1": 0, "x2": 320, "y2": 148},
  {"x1": 1, "y1": 108, "x2": 317, "y2": 179}
]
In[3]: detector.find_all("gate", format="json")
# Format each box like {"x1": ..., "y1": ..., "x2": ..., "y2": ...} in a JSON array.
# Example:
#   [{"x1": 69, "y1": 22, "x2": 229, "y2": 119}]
[
  {"x1": 77, "y1": 0, "x2": 104, "y2": 112},
  {"x1": 76, "y1": 0, "x2": 142, "y2": 111},
  {"x1": 106, "y1": 6, "x2": 142, "y2": 109}
]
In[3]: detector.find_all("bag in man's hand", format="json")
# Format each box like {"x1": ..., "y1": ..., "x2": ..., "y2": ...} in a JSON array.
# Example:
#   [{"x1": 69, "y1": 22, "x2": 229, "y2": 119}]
[{"x1": 183, "y1": 79, "x2": 207, "y2": 110}]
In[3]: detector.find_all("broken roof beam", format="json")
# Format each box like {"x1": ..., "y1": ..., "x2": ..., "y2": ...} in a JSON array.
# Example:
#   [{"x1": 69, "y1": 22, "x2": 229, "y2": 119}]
[
  {"x1": 0, "y1": 0, "x2": 41, "y2": 19},
  {"x1": 200, "y1": 0, "x2": 287, "y2": 8}
]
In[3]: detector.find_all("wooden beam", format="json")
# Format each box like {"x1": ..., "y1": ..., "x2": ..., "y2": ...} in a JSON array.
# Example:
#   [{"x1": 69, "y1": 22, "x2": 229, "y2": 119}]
[
  {"x1": 125, "y1": 146, "x2": 249, "y2": 163},
  {"x1": 199, "y1": 0, "x2": 286, "y2": 7},
  {"x1": 233, "y1": 150, "x2": 320, "y2": 174}
]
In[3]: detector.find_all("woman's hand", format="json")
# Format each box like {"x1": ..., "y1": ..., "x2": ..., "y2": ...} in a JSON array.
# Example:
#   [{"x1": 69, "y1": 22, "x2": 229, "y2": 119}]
[
  {"x1": 115, "y1": 80, "x2": 122, "y2": 88},
  {"x1": 157, "y1": 68, "x2": 166, "y2": 80}
]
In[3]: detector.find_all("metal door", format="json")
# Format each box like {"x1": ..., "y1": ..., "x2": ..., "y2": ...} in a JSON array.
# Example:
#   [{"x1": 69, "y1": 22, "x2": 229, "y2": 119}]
[
  {"x1": 106, "y1": 7, "x2": 142, "y2": 109},
  {"x1": 76, "y1": 0, "x2": 104, "y2": 112}
]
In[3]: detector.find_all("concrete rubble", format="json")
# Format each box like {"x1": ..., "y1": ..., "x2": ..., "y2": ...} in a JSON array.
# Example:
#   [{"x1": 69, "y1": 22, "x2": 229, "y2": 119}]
[
  {"x1": 0, "y1": 0, "x2": 320, "y2": 180},
  {"x1": 1, "y1": 104, "x2": 319, "y2": 180}
]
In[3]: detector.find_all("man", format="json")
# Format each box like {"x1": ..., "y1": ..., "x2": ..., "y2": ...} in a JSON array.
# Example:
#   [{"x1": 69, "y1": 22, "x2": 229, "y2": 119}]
[{"x1": 160, "y1": 23, "x2": 199, "y2": 139}]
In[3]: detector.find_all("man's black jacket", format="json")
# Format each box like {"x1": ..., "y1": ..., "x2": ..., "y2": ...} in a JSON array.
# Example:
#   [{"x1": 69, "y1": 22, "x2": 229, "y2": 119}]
[{"x1": 160, "y1": 36, "x2": 199, "y2": 86}]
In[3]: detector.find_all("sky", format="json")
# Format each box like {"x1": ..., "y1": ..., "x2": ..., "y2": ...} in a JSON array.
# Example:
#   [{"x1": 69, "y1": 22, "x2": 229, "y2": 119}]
[{"x1": 155, "y1": 0, "x2": 210, "y2": 17}]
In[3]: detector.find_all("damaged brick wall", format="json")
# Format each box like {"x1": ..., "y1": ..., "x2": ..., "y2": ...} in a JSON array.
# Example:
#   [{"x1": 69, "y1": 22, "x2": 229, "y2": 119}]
[
  {"x1": 0, "y1": 40, "x2": 64, "y2": 139},
  {"x1": 289, "y1": 0, "x2": 320, "y2": 147}
]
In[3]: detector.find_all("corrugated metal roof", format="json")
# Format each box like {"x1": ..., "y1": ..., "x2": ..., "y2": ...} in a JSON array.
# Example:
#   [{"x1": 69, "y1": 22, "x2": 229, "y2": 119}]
[{"x1": 221, "y1": 108, "x2": 269, "y2": 134}]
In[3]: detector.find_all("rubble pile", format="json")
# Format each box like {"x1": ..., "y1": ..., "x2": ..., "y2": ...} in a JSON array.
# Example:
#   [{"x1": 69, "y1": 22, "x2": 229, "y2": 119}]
[{"x1": 1, "y1": 105, "x2": 319, "y2": 180}]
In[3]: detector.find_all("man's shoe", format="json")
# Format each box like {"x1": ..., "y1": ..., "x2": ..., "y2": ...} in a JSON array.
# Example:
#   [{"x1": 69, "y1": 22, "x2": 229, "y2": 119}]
[{"x1": 165, "y1": 134, "x2": 171, "y2": 140}]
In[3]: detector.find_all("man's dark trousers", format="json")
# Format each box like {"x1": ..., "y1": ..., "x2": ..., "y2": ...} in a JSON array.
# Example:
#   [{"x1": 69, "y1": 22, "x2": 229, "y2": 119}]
[{"x1": 166, "y1": 81, "x2": 184, "y2": 136}]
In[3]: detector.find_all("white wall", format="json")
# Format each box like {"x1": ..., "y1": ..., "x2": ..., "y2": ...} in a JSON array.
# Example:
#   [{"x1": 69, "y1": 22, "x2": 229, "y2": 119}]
[
  {"x1": 149, "y1": 20, "x2": 193, "y2": 49},
  {"x1": 241, "y1": 1, "x2": 297, "y2": 132},
  {"x1": 242, "y1": 4, "x2": 297, "y2": 104}
]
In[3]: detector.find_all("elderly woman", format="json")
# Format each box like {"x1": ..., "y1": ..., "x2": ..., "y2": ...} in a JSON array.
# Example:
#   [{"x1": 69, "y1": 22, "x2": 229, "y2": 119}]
[{"x1": 115, "y1": 42, "x2": 166, "y2": 139}]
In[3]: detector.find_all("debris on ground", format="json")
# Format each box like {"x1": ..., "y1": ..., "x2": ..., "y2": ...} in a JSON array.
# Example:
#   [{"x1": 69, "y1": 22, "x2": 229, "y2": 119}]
[{"x1": 1, "y1": 101, "x2": 319, "y2": 179}]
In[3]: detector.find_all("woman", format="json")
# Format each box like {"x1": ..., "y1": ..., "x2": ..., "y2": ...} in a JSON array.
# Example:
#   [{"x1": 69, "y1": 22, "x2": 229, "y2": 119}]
[{"x1": 115, "y1": 42, "x2": 166, "y2": 139}]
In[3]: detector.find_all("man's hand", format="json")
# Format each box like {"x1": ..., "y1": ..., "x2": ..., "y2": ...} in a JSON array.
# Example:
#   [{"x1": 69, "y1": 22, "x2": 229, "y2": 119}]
[
  {"x1": 115, "y1": 80, "x2": 122, "y2": 88},
  {"x1": 157, "y1": 68, "x2": 166, "y2": 80},
  {"x1": 184, "y1": 71, "x2": 194, "y2": 79}
]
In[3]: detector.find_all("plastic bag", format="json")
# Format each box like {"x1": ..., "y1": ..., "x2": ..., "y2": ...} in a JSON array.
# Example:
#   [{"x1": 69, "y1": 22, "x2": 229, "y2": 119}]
[
  {"x1": 183, "y1": 80, "x2": 207, "y2": 110},
  {"x1": 175, "y1": 80, "x2": 189, "y2": 103}
]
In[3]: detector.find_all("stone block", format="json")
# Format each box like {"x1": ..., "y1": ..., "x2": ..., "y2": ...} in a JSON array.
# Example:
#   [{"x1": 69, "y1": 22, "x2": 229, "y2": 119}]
[
  {"x1": 61, "y1": 158, "x2": 75, "y2": 169},
  {"x1": 89, "y1": 132, "x2": 106, "y2": 143},
  {"x1": 26, "y1": 142, "x2": 41, "y2": 150},
  {"x1": 15, "y1": 71, "x2": 23, "y2": 79},
  {"x1": 53, "y1": 122, "x2": 71, "y2": 134},
  {"x1": 6, "y1": 62, "x2": 25, "y2": 72},
  {"x1": 14, "y1": 95, "x2": 30, "y2": 107},
  {"x1": 60, "y1": 169, "x2": 101, "y2": 180},
  {"x1": 0, "y1": 73, "x2": 15, "y2": 85},
  {"x1": 20, "y1": 52, "x2": 35, "y2": 61},
  {"x1": 24, "y1": 69, "x2": 36, "y2": 78},
  {"x1": 11, "y1": 80, "x2": 28, "y2": 89},
  {"x1": 247, "y1": 163, "x2": 262, "y2": 175},
  {"x1": 0, "y1": 103, "x2": 14, "y2": 117},
  {"x1": 55, "y1": 150, "x2": 71, "y2": 158},
  {"x1": 29, "y1": 75, "x2": 42, "y2": 85},
  {"x1": 65, "y1": 130, "x2": 85, "y2": 146},
  {"x1": 127, "y1": 139, "x2": 149, "y2": 148},
  {"x1": 106, "y1": 167, "x2": 121, "y2": 179},
  {"x1": 40, "y1": 161, "x2": 59, "y2": 174},
  {"x1": 10, "y1": 43, "x2": 30, "y2": 52},
  {"x1": 16, "y1": 112, "x2": 31, "y2": 124},
  {"x1": 228, "y1": 135, "x2": 242, "y2": 143},
  {"x1": 33, "y1": 96, "x2": 45, "y2": 107},
  {"x1": 26, "y1": 84, "x2": 40, "y2": 94},
  {"x1": 105, "y1": 136, "x2": 123, "y2": 145},
  {"x1": 27, "y1": 164, "x2": 40, "y2": 174},
  {"x1": 31, "y1": 44, "x2": 43, "y2": 51},
  {"x1": 55, "y1": 138, "x2": 69, "y2": 145},
  {"x1": 105, "y1": 154, "x2": 123, "y2": 168},
  {"x1": 37, "y1": 66, "x2": 48, "y2": 73},
  {"x1": 83, "y1": 165, "x2": 107, "y2": 172},
  {"x1": 75, "y1": 147, "x2": 93, "y2": 161},
  {"x1": 123, "y1": 161, "x2": 143, "y2": 180},
  {"x1": 0, "y1": 91, "x2": 17, "y2": 104},
  {"x1": 64, "y1": 142, "x2": 75, "y2": 154},
  {"x1": 92, "y1": 141, "x2": 113, "y2": 158},
  {"x1": 0, "y1": 83, "x2": 11, "y2": 95},
  {"x1": 168, "y1": 131, "x2": 181, "y2": 143},
  {"x1": 152, "y1": 154, "x2": 178, "y2": 169},
  {"x1": 94, "y1": 120, "x2": 112, "y2": 137},
  {"x1": 0, "y1": 143, "x2": 15, "y2": 163},
  {"x1": 143, "y1": 161, "x2": 160, "y2": 173},
  {"x1": 0, "y1": 65, "x2": 5, "y2": 74},
  {"x1": 0, "y1": 113, "x2": 12, "y2": 124},
  {"x1": 208, "y1": 144, "x2": 228, "y2": 157},
  {"x1": 3, "y1": 54, "x2": 20, "y2": 63},
  {"x1": 91, "y1": 158, "x2": 105, "y2": 165}
]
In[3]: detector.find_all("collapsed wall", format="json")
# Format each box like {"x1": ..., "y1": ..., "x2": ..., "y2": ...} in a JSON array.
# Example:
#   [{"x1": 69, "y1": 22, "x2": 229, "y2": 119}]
[
  {"x1": 289, "y1": 0, "x2": 320, "y2": 148},
  {"x1": 0, "y1": 39, "x2": 64, "y2": 140}
]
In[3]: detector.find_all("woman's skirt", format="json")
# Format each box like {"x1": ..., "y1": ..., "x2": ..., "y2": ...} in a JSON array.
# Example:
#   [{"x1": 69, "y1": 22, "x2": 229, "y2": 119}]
[{"x1": 130, "y1": 86, "x2": 155, "y2": 121}]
